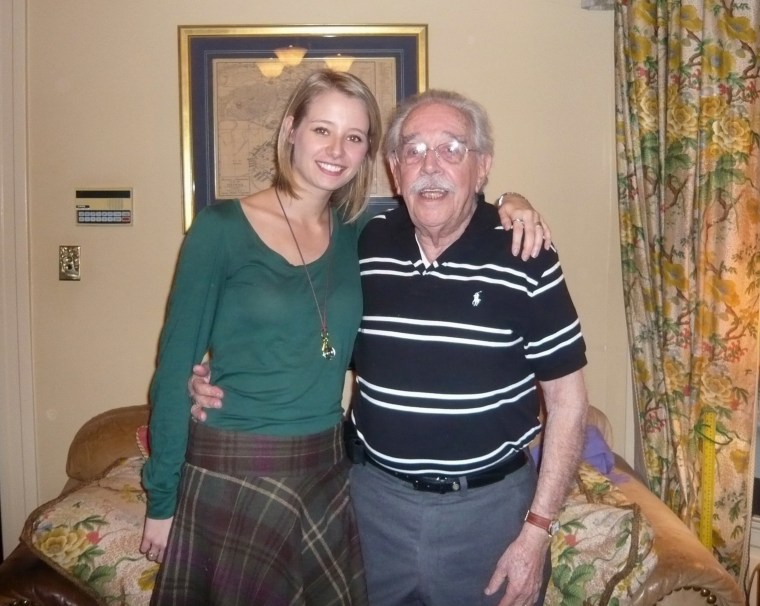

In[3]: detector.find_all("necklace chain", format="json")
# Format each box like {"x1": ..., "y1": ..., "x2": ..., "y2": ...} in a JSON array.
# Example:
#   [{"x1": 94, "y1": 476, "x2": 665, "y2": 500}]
[{"x1": 275, "y1": 189, "x2": 336, "y2": 360}]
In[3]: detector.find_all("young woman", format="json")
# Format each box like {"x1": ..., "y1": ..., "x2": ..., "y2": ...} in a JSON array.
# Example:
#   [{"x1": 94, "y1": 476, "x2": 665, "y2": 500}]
[{"x1": 140, "y1": 69, "x2": 549, "y2": 605}]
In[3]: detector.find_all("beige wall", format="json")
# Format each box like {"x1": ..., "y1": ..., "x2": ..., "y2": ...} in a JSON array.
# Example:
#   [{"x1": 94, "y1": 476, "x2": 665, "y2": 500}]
[{"x1": 24, "y1": 0, "x2": 623, "y2": 504}]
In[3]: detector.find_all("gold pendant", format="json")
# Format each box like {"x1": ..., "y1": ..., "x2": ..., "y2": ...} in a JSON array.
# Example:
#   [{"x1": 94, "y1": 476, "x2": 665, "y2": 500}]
[{"x1": 321, "y1": 330, "x2": 336, "y2": 360}]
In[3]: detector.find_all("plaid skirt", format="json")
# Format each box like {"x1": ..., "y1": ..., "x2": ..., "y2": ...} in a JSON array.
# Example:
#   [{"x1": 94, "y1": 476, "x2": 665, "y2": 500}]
[{"x1": 150, "y1": 421, "x2": 368, "y2": 606}]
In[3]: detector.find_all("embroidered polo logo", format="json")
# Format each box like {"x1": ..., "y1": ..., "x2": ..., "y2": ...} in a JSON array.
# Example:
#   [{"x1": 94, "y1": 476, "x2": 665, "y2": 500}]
[{"x1": 472, "y1": 291, "x2": 483, "y2": 307}]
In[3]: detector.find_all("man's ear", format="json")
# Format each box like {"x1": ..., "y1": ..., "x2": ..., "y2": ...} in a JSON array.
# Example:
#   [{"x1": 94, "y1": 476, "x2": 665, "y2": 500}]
[
  {"x1": 476, "y1": 153, "x2": 493, "y2": 192},
  {"x1": 388, "y1": 155, "x2": 403, "y2": 195}
]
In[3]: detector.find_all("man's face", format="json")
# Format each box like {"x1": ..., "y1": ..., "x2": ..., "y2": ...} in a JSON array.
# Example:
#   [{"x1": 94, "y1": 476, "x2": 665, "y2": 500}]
[{"x1": 389, "y1": 102, "x2": 492, "y2": 237}]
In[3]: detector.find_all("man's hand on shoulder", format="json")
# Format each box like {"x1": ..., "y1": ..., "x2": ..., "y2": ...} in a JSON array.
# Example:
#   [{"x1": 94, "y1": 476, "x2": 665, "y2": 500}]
[
  {"x1": 495, "y1": 193, "x2": 553, "y2": 261},
  {"x1": 188, "y1": 363, "x2": 224, "y2": 421}
]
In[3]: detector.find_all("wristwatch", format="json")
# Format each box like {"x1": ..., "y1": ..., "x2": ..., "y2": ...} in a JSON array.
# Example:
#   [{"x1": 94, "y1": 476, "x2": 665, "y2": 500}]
[{"x1": 524, "y1": 510, "x2": 560, "y2": 537}]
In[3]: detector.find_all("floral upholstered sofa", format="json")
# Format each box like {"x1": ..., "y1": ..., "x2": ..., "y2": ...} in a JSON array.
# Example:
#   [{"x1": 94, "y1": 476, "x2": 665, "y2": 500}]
[{"x1": 0, "y1": 404, "x2": 744, "y2": 606}]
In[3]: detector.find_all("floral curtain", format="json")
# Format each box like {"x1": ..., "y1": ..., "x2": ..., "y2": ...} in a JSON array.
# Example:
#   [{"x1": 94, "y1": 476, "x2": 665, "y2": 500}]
[{"x1": 615, "y1": 0, "x2": 760, "y2": 579}]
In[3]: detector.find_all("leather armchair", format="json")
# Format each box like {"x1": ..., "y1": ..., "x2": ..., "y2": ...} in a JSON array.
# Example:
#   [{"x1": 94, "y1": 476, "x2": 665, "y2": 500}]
[{"x1": 0, "y1": 405, "x2": 149, "y2": 606}]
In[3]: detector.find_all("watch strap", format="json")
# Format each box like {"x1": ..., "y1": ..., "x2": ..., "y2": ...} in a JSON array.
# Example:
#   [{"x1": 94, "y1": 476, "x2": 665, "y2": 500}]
[{"x1": 524, "y1": 510, "x2": 559, "y2": 536}]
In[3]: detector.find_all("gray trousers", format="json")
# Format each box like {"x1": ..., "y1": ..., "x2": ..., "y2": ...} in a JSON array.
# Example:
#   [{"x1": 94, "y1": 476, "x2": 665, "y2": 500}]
[{"x1": 350, "y1": 460, "x2": 550, "y2": 606}]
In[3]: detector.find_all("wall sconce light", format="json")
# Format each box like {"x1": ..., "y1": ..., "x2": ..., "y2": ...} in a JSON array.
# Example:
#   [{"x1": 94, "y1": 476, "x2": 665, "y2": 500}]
[
  {"x1": 324, "y1": 54, "x2": 354, "y2": 72},
  {"x1": 275, "y1": 45, "x2": 307, "y2": 66},
  {"x1": 257, "y1": 59, "x2": 285, "y2": 78}
]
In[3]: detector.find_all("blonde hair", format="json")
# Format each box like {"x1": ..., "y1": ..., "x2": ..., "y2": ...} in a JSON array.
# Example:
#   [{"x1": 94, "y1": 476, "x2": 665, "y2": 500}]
[{"x1": 274, "y1": 70, "x2": 382, "y2": 222}]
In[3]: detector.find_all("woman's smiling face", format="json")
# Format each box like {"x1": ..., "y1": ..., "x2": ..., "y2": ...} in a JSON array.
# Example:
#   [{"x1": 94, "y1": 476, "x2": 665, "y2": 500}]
[{"x1": 287, "y1": 89, "x2": 371, "y2": 196}]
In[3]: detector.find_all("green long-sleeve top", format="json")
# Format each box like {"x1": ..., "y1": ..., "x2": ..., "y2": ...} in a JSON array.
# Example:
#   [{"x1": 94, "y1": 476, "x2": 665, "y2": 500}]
[{"x1": 142, "y1": 200, "x2": 362, "y2": 519}]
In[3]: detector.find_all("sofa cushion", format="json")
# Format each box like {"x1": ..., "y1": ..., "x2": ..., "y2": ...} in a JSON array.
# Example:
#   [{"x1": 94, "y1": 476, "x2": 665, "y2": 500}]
[
  {"x1": 546, "y1": 462, "x2": 658, "y2": 605},
  {"x1": 22, "y1": 456, "x2": 156, "y2": 605}
]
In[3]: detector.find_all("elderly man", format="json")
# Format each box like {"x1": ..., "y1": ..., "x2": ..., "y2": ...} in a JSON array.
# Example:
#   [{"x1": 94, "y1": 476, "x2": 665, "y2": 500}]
[
  {"x1": 347, "y1": 89, "x2": 588, "y2": 606},
  {"x1": 190, "y1": 89, "x2": 588, "y2": 606}
]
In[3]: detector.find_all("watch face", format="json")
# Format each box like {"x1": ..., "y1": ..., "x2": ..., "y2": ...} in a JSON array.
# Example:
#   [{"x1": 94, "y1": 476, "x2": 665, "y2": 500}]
[{"x1": 548, "y1": 519, "x2": 561, "y2": 536}]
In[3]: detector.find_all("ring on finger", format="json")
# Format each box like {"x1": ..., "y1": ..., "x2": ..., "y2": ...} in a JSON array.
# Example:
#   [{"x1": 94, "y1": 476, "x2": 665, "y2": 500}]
[{"x1": 513, "y1": 218, "x2": 525, "y2": 225}]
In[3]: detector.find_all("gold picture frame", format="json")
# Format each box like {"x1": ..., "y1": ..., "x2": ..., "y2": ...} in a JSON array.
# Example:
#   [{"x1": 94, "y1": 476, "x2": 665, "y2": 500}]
[{"x1": 179, "y1": 24, "x2": 428, "y2": 230}]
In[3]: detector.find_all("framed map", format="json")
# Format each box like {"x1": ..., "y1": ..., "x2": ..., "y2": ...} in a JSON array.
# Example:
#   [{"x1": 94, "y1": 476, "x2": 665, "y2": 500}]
[{"x1": 179, "y1": 25, "x2": 428, "y2": 230}]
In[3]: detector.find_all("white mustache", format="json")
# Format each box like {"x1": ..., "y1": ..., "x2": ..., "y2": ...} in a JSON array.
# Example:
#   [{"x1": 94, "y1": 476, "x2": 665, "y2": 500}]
[{"x1": 409, "y1": 176, "x2": 455, "y2": 195}]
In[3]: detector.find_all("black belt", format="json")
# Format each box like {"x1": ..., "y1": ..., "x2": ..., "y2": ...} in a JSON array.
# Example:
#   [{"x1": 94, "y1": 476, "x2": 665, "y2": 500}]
[{"x1": 364, "y1": 450, "x2": 528, "y2": 494}]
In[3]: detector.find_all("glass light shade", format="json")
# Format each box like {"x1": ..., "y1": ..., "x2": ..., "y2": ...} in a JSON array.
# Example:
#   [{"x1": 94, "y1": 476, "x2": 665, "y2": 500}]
[
  {"x1": 274, "y1": 45, "x2": 307, "y2": 66},
  {"x1": 257, "y1": 59, "x2": 285, "y2": 78},
  {"x1": 256, "y1": 58, "x2": 285, "y2": 78},
  {"x1": 323, "y1": 54, "x2": 354, "y2": 72}
]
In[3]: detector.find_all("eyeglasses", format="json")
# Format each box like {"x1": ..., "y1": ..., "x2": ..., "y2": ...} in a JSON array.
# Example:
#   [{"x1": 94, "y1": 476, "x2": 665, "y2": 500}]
[{"x1": 395, "y1": 140, "x2": 478, "y2": 166}]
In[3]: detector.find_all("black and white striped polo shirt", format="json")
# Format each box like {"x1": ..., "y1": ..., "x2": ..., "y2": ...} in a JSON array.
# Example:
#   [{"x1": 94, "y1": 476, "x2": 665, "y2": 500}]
[{"x1": 352, "y1": 199, "x2": 587, "y2": 476}]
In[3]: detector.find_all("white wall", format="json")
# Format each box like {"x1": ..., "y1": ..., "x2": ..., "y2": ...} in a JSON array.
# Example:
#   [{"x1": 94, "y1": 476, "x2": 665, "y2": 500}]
[{"x1": 8, "y1": 0, "x2": 622, "y2": 541}]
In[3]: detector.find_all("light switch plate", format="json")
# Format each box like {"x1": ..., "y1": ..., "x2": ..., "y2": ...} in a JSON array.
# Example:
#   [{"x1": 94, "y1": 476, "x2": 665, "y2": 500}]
[{"x1": 59, "y1": 245, "x2": 80, "y2": 281}]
